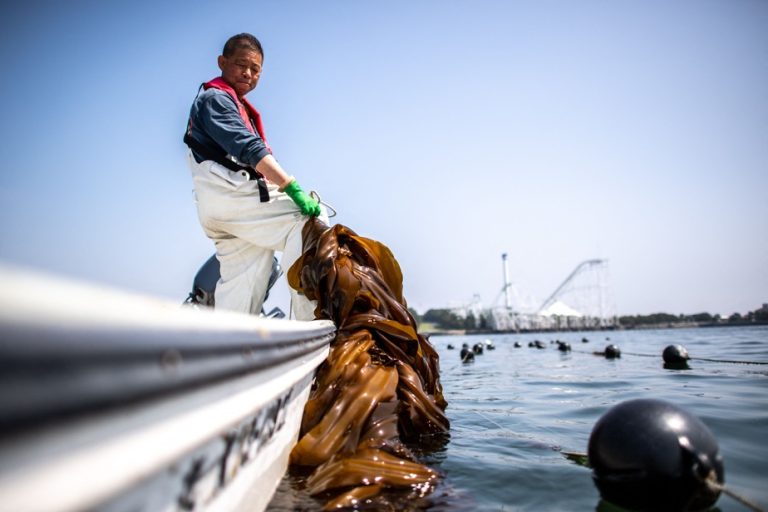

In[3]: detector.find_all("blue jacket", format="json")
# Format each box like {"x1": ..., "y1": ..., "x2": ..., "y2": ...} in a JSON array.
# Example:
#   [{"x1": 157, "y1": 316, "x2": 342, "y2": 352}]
[{"x1": 186, "y1": 88, "x2": 271, "y2": 167}]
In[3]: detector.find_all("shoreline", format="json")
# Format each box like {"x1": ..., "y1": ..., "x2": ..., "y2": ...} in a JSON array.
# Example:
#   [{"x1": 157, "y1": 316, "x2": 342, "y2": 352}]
[{"x1": 422, "y1": 321, "x2": 768, "y2": 337}]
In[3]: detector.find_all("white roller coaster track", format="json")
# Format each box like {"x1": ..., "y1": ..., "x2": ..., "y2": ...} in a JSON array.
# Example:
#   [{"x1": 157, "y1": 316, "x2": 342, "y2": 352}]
[{"x1": 537, "y1": 259, "x2": 614, "y2": 321}]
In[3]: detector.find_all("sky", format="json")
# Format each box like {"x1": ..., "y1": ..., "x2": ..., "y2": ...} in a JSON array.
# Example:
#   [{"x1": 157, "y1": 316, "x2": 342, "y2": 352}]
[{"x1": 0, "y1": 0, "x2": 766, "y2": 317}]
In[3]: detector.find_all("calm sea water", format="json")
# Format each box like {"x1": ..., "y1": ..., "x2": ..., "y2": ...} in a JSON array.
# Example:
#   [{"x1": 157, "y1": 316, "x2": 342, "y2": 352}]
[{"x1": 269, "y1": 325, "x2": 768, "y2": 511}]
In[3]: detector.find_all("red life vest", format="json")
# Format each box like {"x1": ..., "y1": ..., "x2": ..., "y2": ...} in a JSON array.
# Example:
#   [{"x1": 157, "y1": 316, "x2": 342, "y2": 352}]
[{"x1": 203, "y1": 77, "x2": 271, "y2": 153}]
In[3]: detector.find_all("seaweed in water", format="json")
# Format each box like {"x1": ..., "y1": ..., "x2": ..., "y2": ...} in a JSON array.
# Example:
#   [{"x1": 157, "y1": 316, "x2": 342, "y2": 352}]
[{"x1": 287, "y1": 218, "x2": 450, "y2": 510}]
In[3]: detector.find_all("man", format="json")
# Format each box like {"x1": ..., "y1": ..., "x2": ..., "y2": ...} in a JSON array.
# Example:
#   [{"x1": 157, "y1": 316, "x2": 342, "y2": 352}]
[{"x1": 185, "y1": 33, "x2": 326, "y2": 320}]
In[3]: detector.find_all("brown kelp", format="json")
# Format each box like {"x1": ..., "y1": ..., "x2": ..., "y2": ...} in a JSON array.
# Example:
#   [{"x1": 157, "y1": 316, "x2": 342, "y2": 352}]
[{"x1": 287, "y1": 218, "x2": 449, "y2": 509}]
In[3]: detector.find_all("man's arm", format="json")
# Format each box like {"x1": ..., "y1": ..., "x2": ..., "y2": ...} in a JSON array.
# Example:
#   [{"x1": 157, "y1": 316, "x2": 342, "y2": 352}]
[{"x1": 253, "y1": 154, "x2": 291, "y2": 188}]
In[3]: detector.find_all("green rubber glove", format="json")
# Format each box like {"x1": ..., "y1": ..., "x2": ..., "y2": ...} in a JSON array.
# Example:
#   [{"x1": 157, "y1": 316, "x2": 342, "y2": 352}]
[{"x1": 283, "y1": 179, "x2": 321, "y2": 217}]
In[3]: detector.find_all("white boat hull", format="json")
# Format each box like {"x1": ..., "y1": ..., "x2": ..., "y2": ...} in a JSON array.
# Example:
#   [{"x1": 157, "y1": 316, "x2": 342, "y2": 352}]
[{"x1": 0, "y1": 266, "x2": 335, "y2": 512}]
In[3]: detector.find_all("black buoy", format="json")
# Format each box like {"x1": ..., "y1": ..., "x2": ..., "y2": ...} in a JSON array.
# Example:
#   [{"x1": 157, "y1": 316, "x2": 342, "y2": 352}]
[
  {"x1": 582, "y1": 337, "x2": 589, "y2": 343},
  {"x1": 557, "y1": 341, "x2": 572, "y2": 352},
  {"x1": 446, "y1": 344, "x2": 455, "y2": 350},
  {"x1": 588, "y1": 399, "x2": 724, "y2": 511},
  {"x1": 460, "y1": 347, "x2": 475, "y2": 363},
  {"x1": 514, "y1": 342, "x2": 522, "y2": 348},
  {"x1": 603, "y1": 344, "x2": 621, "y2": 359},
  {"x1": 472, "y1": 343, "x2": 484, "y2": 355},
  {"x1": 663, "y1": 344, "x2": 691, "y2": 369},
  {"x1": 485, "y1": 339, "x2": 496, "y2": 350}
]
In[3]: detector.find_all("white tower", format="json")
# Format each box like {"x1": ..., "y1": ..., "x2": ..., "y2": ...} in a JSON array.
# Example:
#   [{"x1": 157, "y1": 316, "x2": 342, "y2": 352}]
[{"x1": 502, "y1": 253, "x2": 511, "y2": 310}]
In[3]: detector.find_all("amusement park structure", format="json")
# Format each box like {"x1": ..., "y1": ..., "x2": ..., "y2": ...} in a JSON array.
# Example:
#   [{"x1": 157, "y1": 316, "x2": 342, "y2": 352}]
[{"x1": 455, "y1": 255, "x2": 617, "y2": 332}]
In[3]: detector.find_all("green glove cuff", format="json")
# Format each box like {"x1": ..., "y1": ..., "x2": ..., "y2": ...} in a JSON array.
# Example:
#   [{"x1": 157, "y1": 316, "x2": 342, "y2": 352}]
[
  {"x1": 283, "y1": 180, "x2": 321, "y2": 217},
  {"x1": 282, "y1": 179, "x2": 302, "y2": 198}
]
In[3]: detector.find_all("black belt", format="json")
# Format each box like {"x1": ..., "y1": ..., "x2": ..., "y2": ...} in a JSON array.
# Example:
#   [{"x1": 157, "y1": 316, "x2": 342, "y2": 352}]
[{"x1": 184, "y1": 133, "x2": 270, "y2": 203}]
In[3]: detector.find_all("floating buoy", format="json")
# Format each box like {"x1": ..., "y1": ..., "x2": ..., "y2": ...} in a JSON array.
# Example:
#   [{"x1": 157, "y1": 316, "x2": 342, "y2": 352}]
[
  {"x1": 472, "y1": 343, "x2": 484, "y2": 355},
  {"x1": 588, "y1": 399, "x2": 724, "y2": 511},
  {"x1": 446, "y1": 344, "x2": 454, "y2": 350},
  {"x1": 485, "y1": 339, "x2": 496, "y2": 350},
  {"x1": 557, "y1": 341, "x2": 571, "y2": 352},
  {"x1": 602, "y1": 344, "x2": 621, "y2": 359},
  {"x1": 582, "y1": 337, "x2": 589, "y2": 343},
  {"x1": 663, "y1": 344, "x2": 691, "y2": 369},
  {"x1": 514, "y1": 342, "x2": 522, "y2": 348}
]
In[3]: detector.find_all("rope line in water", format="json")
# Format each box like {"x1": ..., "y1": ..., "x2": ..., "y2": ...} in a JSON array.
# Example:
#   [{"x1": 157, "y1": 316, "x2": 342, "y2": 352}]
[
  {"x1": 611, "y1": 350, "x2": 655, "y2": 358},
  {"x1": 468, "y1": 410, "x2": 566, "y2": 450},
  {"x1": 471, "y1": 409, "x2": 507, "y2": 431},
  {"x1": 689, "y1": 356, "x2": 768, "y2": 365},
  {"x1": 703, "y1": 470, "x2": 766, "y2": 512},
  {"x1": 571, "y1": 348, "x2": 768, "y2": 365}
]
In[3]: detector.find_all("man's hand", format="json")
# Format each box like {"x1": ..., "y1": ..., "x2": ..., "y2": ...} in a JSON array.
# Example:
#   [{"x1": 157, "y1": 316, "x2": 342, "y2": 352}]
[{"x1": 282, "y1": 179, "x2": 321, "y2": 217}]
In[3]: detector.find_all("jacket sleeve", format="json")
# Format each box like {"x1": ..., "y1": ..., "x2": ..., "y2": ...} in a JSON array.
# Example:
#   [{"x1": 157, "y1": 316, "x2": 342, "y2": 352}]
[{"x1": 197, "y1": 91, "x2": 271, "y2": 167}]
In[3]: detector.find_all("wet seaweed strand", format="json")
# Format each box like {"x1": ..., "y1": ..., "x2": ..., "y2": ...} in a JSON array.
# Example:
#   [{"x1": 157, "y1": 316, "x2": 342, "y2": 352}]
[{"x1": 287, "y1": 218, "x2": 450, "y2": 510}]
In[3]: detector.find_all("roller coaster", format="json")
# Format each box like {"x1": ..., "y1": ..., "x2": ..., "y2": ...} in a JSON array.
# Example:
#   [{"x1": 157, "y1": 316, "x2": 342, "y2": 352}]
[
  {"x1": 477, "y1": 257, "x2": 616, "y2": 332},
  {"x1": 537, "y1": 259, "x2": 614, "y2": 321}
]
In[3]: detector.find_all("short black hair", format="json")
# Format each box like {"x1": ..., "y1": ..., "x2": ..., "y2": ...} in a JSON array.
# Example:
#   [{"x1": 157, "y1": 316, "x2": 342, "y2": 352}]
[{"x1": 222, "y1": 33, "x2": 263, "y2": 58}]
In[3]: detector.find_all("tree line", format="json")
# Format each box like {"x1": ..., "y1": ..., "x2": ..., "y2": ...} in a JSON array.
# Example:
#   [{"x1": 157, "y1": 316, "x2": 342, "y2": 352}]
[
  {"x1": 410, "y1": 308, "x2": 487, "y2": 331},
  {"x1": 619, "y1": 307, "x2": 768, "y2": 328}
]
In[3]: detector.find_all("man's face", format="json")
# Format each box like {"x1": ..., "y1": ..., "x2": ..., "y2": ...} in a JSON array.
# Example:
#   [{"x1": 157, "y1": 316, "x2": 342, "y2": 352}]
[{"x1": 217, "y1": 47, "x2": 263, "y2": 97}]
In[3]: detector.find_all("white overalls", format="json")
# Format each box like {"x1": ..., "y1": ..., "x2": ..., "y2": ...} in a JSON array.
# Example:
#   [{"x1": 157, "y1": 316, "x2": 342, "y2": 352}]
[{"x1": 187, "y1": 151, "x2": 327, "y2": 320}]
